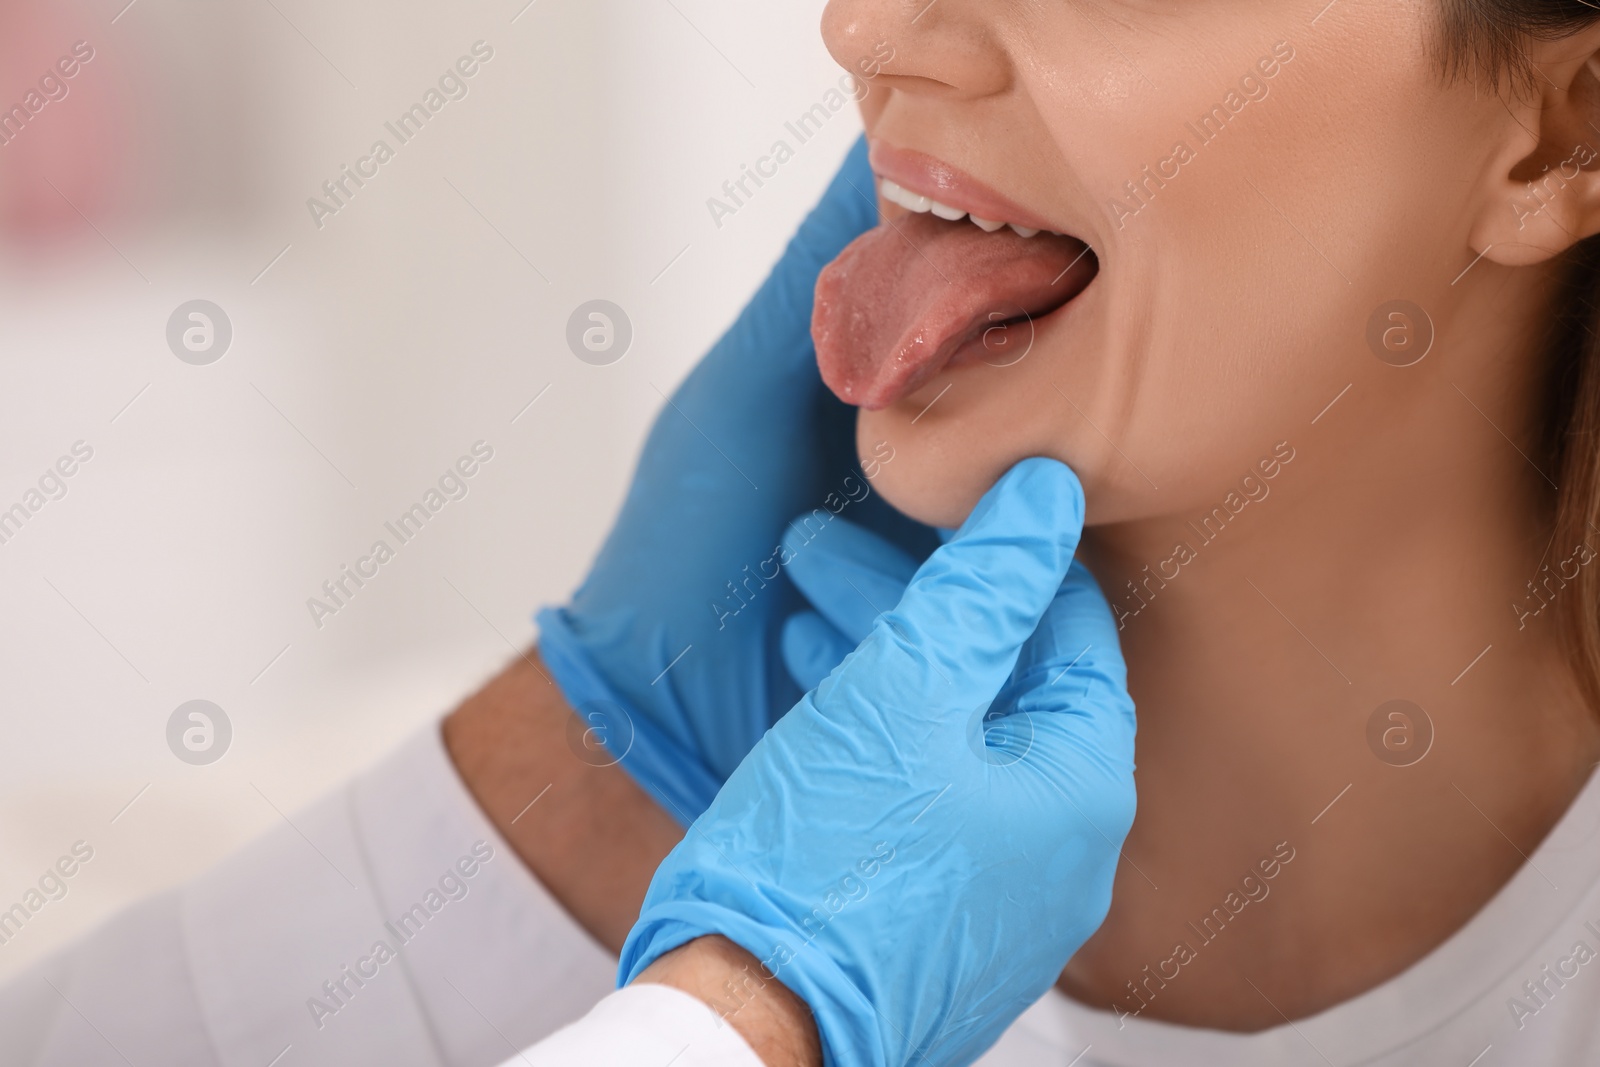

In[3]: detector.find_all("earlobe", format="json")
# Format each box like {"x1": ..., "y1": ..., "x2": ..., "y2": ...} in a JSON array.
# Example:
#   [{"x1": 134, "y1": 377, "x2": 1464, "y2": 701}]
[{"x1": 1473, "y1": 49, "x2": 1600, "y2": 267}]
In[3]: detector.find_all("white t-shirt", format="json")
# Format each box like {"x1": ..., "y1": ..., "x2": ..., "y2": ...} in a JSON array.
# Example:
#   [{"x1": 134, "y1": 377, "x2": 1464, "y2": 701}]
[
  {"x1": 5, "y1": 723, "x2": 1599, "y2": 1066},
  {"x1": 979, "y1": 760, "x2": 1600, "y2": 1067}
]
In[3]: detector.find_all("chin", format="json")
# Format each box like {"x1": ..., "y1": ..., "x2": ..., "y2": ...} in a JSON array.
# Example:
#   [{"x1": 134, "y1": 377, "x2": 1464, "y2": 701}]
[{"x1": 855, "y1": 408, "x2": 1015, "y2": 529}]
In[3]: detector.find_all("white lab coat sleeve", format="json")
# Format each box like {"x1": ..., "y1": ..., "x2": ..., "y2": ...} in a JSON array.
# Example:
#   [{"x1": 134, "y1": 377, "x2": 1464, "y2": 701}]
[
  {"x1": 0, "y1": 722, "x2": 621, "y2": 1067},
  {"x1": 499, "y1": 983, "x2": 764, "y2": 1067}
]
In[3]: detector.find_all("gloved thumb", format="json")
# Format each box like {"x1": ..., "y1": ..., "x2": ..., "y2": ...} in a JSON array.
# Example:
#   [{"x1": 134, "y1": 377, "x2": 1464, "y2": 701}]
[
  {"x1": 814, "y1": 457, "x2": 1086, "y2": 723},
  {"x1": 993, "y1": 560, "x2": 1137, "y2": 768}
]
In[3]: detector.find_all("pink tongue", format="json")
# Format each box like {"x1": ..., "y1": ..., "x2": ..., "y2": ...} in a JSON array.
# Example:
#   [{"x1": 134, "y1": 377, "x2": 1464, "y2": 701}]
[{"x1": 812, "y1": 212, "x2": 1094, "y2": 409}]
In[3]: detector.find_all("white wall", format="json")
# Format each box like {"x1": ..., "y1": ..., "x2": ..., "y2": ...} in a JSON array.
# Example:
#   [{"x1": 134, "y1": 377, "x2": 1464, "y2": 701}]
[{"x1": 0, "y1": 0, "x2": 858, "y2": 981}]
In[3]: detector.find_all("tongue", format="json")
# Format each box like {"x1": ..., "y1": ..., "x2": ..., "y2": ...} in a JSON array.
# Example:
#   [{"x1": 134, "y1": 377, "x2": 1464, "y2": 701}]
[{"x1": 812, "y1": 211, "x2": 1094, "y2": 410}]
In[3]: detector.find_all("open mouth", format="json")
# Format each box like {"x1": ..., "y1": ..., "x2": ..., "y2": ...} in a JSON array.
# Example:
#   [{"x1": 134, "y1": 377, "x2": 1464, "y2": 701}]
[{"x1": 812, "y1": 145, "x2": 1098, "y2": 411}]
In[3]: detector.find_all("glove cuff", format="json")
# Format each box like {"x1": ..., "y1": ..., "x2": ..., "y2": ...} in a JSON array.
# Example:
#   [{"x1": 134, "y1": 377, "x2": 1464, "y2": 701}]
[
  {"x1": 619, "y1": 902, "x2": 888, "y2": 1067},
  {"x1": 534, "y1": 606, "x2": 723, "y2": 826}
]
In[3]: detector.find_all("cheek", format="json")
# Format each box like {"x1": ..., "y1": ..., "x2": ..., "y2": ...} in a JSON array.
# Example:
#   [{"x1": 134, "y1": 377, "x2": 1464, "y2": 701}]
[
  {"x1": 849, "y1": 2, "x2": 1483, "y2": 529},
  {"x1": 1013, "y1": 11, "x2": 1473, "y2": 518}
]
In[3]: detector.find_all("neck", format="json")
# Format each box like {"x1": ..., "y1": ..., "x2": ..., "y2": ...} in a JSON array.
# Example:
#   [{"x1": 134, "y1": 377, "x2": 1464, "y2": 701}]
[
  {"x1": 1086, "y1": 254, "x2": 1587, "y2": 762},
  {"x1": 1062, "y1": 256, "x2": 1600, "y2": 1027}
]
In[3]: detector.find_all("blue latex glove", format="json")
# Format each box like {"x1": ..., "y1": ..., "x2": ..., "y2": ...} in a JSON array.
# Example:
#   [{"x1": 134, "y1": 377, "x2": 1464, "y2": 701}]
[
  {"x1": 778, "y1": 513, "x2": 922, "y2": 693},
  {"x1": 619, "y1": 458, "x2": 1138, "y2": 1067},
  {"x1": 536, "y1": 135, "x2": 937, "y2": 825}
]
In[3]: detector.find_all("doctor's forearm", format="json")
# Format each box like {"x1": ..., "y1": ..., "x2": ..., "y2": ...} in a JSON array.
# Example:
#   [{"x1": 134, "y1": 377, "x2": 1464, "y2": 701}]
[
  {"x1": 446, "y1": 654, "x2": 824, "y2": 1067},
  {"x1": 637, "y1": 936, "x2": 824, "y2": 1067},
  {"x1": 441, "y1": 648, "x2": 684, "y2": 953}
]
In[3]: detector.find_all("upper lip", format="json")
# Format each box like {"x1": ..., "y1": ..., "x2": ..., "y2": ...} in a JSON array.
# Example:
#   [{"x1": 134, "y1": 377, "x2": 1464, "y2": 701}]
[{"x1": 868, "y1": 141, "x2": 1066, "y2": 234}]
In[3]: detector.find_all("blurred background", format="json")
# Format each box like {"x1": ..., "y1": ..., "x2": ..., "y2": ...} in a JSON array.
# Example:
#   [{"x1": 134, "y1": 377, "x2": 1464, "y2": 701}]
[{"x1": 0, "y1": 0, "x2": 857, "y2": 982}]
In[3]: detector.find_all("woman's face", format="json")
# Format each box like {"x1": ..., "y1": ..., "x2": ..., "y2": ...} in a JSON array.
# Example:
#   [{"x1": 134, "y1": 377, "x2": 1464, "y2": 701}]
[{"x1": 817, "y1": 0, "x2": 1581, "y2": 529}]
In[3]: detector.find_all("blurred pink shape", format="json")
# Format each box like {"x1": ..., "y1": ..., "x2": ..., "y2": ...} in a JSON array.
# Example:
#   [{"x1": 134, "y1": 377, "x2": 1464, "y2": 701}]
[{"x1": 0, "y1": 3, "x2": 125, "y2": 242}]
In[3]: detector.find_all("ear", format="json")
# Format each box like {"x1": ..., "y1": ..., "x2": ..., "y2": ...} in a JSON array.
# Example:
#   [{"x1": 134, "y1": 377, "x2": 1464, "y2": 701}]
[{"x1": 1473, "y1": 31, "x2": 1600, "y2": 268}]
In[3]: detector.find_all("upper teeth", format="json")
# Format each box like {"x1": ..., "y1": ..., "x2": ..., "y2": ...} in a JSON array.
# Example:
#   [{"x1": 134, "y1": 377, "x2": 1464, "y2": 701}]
[{"x1": 878, "y1": 177, "x2": 1056, "y2": 238}]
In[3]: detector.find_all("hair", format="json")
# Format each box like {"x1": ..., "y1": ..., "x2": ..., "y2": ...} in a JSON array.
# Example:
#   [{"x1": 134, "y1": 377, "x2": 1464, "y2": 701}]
[
  {"x1": 1439, "y1": 2, "x2": 1600, "y2": 85},
  {"x1": 1437, "y1": 2, "x2": 1600, "y2": 711}
]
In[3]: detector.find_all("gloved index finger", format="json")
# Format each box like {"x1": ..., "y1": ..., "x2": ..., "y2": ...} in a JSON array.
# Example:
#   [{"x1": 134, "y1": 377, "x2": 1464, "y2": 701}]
[
  {"x1": 782, "y1": 517, "x2": 920, "y2": 645},
  {"x1": 825, "y1": 457, "x2": 1087, "y2": 719}
]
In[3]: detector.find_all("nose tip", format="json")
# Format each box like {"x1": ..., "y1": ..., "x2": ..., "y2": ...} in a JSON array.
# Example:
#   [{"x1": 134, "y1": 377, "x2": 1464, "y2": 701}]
[
  {"x1": 822, "y1": 0, "x2": 1012, "y2": 101},
  {"x1": 821, "y1": 2, "x2": 891, "y2": 82}
]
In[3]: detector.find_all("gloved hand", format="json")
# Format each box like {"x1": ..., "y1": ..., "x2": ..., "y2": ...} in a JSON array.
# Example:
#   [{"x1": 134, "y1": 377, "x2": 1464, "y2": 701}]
[
  {"x1": 777, "y1": 509, "x2": 923, "y2": 695},
  {"x1": 619, "y1": 458, "x2": 1138, "y2": 1067},
  {"x1": 535, "y1": 135, "x2": 937, "y2": 824}
]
